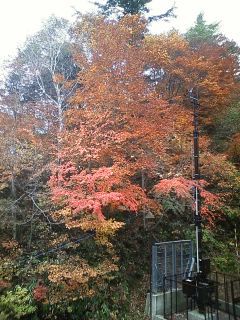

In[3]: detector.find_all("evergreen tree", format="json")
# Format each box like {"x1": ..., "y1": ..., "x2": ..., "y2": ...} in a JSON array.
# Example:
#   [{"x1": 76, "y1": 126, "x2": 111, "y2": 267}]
[
  {"x1": 95, "y1": 0, "x2": 175, "y2": 21},
  {"x1": 95, "y1": 0, "x2": 151, "y2": 15},
  {"x1": 185, "y1": 13, "x2": 220, "y2": 46}
]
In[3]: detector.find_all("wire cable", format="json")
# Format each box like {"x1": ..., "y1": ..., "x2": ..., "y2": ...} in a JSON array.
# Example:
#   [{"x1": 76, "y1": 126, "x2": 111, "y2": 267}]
[{"x1": 12, "y1": 232, "x2": 95, "y2": 267}]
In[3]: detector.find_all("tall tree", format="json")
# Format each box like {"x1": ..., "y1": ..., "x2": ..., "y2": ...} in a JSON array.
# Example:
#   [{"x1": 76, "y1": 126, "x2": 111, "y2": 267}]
[
  {"x1": 7, "y1": 16, "x2": 79, "y2": 133},
  {"x1": 94, "y1": 0, "x2": 175, "y2": 21},
  {"x1": 0, "y1": 92, "x2": 47, "y2": 240},
  {"x1": 49, "y1": 15, "x2": 223, "y2": 233}
]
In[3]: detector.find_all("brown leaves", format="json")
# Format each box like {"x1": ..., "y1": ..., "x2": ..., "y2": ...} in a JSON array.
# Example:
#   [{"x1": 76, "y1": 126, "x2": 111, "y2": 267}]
[
  {"x1": 40, "y1": 256, "x2": 119, "y2": 303},
  {"x1": 227, "y1": 133, "x2": 240, "y2": 164},
  {"x1": 144, "y1": 30, "x2": 239, "y2": 112}
]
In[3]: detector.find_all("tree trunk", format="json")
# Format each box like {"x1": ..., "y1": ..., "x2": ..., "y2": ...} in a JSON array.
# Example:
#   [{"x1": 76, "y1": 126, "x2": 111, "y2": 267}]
[{"x1": 10, "y1": 173, "x2": 17, "y2": 240}]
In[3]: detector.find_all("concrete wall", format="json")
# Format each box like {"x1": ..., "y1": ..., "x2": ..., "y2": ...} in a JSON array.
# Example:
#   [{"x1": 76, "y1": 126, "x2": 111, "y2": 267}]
[
  {"x1": 145, "y1": 289, "x2": 186, "y2": 318},
  {"x1": 145, "y1": 291, "x2": 240, "y2": 319},
  {"x1": 218, "y1": 299, "x2": 240, "y2": 317}
]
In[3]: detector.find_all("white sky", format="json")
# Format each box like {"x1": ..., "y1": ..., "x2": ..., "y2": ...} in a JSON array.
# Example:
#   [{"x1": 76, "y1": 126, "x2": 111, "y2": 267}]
[{"x1": 0, "y1": 0, "x2": 240, "y2": 69}]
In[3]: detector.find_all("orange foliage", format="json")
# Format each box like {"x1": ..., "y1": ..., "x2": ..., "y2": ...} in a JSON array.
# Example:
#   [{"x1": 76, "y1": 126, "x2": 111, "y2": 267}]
[
  {"x1": 49, "y1": 15, "x2": 233, "y2": 232},
  {"x1": 38, "y1": 256, "x2": 119, "y2": 303},
  {"x1": 153, "y1": 177, "x2": 221, "y2": 224},
  {"x1": 144, "y1": 31, "x2": 239, "y2": 112},
  {"x1": 49, "y1": 16, "x2": 188, "y2": 227}
]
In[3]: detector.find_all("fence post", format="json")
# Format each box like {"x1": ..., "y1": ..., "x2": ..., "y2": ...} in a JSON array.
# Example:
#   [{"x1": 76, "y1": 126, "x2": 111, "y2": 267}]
[{"x1": 231, "y1": 280, "x2": 237, "y2": 320}]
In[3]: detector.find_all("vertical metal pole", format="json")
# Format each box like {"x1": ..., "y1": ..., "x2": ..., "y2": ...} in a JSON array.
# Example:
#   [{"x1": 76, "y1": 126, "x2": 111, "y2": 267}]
[
  {"x1": 190, "y1": 89, "x2": 202, "y2": 275},
  {"x1": 215, "y1": 272, "x2": 219, "y2": 320},
  {"x1": 152, "y1": 245, "x2": 157, "y2": 294},
  {"x1": 170, "y1": 277, "x2": 173, "y2": 319},
  {"x1": 175, "y1": 273, "x2": 178, "y2": 313},
  {"x1": 163, "y1": 276, "x2": 166, "y2": 318},
  {"x1": 172, "y1": 242, "x2": 176, "y2": 276},
  {"x1": 181, "y1": 242, "x2": 183, "y2": 276},
  {"x1": 164, "y1": 244, "x2": 167, "y2": 279},
  {"x1": 225, "y1": 278, "x2": 231, "y2": 320},
  {"x1": 150, "y1": 245, "x2": 154, "y2": 320},
  {"x1": 231, "y1": 280, "x2": 237, "y2": 320}
]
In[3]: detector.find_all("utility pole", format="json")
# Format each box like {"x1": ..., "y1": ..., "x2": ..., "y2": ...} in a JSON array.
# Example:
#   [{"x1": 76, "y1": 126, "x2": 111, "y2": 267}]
[
  {"x1": 190, "y1": 88, "x2": 202, "y2": 275},
  {"x1": 182, "y1": 89, "x2": 213, "y2": 313}
]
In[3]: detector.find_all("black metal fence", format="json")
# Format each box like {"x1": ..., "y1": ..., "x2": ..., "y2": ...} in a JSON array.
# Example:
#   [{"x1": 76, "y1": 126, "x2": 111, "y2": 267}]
[
  {"x1": 210, "y1": 272, "x2": 240, "y2": 320},
  {"x1": 231, "y1": 278, "x2": 240, "y2": 319},
  {"x1": 150, "y1": 272, "x2": 240, "y2": 319},
  {"x1": 150, "y1": 241, "x2": 240, "y2": 319}
]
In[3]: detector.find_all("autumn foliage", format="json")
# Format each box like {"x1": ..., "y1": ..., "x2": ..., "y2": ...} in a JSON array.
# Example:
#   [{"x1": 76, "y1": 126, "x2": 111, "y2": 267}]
[
  {"x1": 33, "y1": 283, "x2": 48, "y2": 302},
  {"x1": 47, "y1": 15, "x2": 236, "y2": 231},
  {"x1": 153, "y1": 177, "x2": 221, "y2": 224},
  {"x1": 0, "y1": 11, "x2": 239, "y2": 319}
]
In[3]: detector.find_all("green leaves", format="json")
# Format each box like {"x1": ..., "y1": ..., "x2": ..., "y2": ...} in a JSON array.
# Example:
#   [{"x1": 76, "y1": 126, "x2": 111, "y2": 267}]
[
  {"x1": 185, "y1": 13, "x2": 220, "y2": 46},
  {"x1": 0, "y1": 286, "x2": 36, "y2": 319},
  {"x1": 95, "y1": 0, "x2": 152, "y2": 15}
]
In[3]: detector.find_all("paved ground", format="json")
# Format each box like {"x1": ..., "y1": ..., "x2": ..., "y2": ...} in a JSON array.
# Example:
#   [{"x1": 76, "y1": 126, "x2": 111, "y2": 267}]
[{"x1": 164, "y1": 311, "x2": 234, "y2": 320}]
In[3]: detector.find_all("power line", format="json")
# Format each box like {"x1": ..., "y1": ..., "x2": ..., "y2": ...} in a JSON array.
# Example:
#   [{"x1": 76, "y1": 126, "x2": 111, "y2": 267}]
[{"x1": 13, "y1": 232, "x2": 95, "y2": 267}]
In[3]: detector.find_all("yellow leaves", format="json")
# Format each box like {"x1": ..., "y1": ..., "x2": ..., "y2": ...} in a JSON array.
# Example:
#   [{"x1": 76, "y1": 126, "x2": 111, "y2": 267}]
[
  {"x1": 51, "y1": 204, "x2": 125, "y2": 247},
  {"x1": 0, "y1": 182, "x2": 9, "y2": 192},
  {"x1": 144, "y1": 35, "x2": 169, "y2": 63},
  {"x1": 52, "y1": 207, "x2": 72, "y2": 220},
  {"x1": 47, "y1": 259, "x2": 98, "y2": 285},
  {"x1": 72, "y1": 216, "x2": 124, "y2": 247},
  {"x1": 48, "y1": 234, "x2": 69, "y2": 247},
  {"x1": 47, "y1": 258, "x2": 119, "y2": 286},
  {"x1": 80, "y1": 218, "x2": 124, "y2": 233},
  {"x1": 94, "y1": 220, "x2": 125, "y2": 246},
  {"x1": 39, "y1": 255, "x2": 119, "y2": 303},
  {"x1": 144, "y1": 31, "x2": 188, "y2": 58},
  {"x1": 174, "y1": 112, "x2": 192, "y2": 137}
]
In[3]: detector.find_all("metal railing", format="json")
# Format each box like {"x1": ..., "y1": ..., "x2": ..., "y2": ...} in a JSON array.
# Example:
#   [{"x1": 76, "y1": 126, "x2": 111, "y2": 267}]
[
  {"x1": 150, "y1": 240, "x2": 240, "y2": 319},
  {"x1": 152, "y1": 272, "x2": 240, "y2": 319}
]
